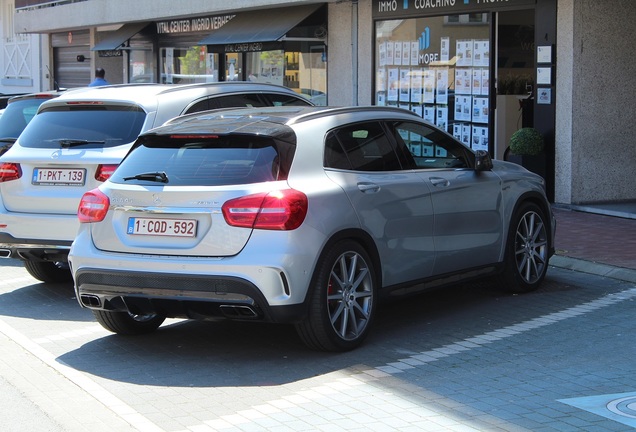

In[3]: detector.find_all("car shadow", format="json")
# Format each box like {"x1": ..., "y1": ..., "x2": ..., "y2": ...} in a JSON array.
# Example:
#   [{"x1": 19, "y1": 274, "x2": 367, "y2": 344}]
[
  {"x1": 55, "y1": 279, "x2": 551, "y2": 387},
  {"x1": 0, "y1": 281, "x2": 94, "y2": 322}
]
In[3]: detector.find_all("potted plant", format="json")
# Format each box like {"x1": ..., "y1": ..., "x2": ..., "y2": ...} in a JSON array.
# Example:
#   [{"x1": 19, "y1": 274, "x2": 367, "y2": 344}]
[{"x1": 505, "y1": 127, "x2": 546, "y2": 178}]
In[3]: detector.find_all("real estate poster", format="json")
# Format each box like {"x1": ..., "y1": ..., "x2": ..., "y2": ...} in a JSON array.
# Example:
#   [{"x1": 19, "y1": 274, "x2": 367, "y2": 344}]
[
  {"x1": 410, "y1": 104, "x2": 423, "y2": 118},
  {"x1": 454, "y1": 95, "x2": 472, "y2": 122},
  {"x1": 473, "y1": 40, "x2": 489, "y2": 67},
  {"x1": 410, "y1": 69, "x2": 422, "y2": 104},
  {"x1": 472, "y1": 69, "x2": 482, "y2": 95},
  {"x1": 423, "y1": 70, "x2": 435, "y2": 103},
  {"x1": 472, "y1": 126, "x2": 489, "y2": 151},
  {"x1": 394, "y1": 41, "x2": 402, "y2": 65},
  {"x1": 481, "y1": 69, "x2": 489, "y2": 95},
  {"x1": 379, "y1": 42, "x2": 387, "y2": 67},
  {"x1": 436, "y1": 106, "x2": 448, "y2": 132},
  {"x1": 436, "y1": 69, "x2": 449, "y2": 105},
  {"x1": 402, "y1": 41, "x2": 411, "y2": 66},
  {"x1": 376, "y1": 67, "x2": 386, "y2": 92},
  {"x1": 472, "y1": 96, "x2": 489, "y2": 123},
  {"x1": 387, "y1": 68, "x2": 399, "y2": 102},
  {"x1": 456, "y1": 40, "x2": 473, "y2": 67},
  {"x1": 386, "y1": 41, "x2": 394, "y2": 65},
  {"x1": 455, "y1": 68, "x2": 471, "y2": 95},
  {"x1": 399, "y1": 68, "x2": 411, "y2": 102},
  {"x1": 440, "y1": 37, "x2": 450, "y2": 62},
  {"x1": 411, "y1": 41, "x2": 419, "y2": 66},
  {"x1": 462, "y1": 123, "x2": 471, "y2": 147},
  {"x1": 424, "y1": 105, "x2": 435, "y2": 124}
]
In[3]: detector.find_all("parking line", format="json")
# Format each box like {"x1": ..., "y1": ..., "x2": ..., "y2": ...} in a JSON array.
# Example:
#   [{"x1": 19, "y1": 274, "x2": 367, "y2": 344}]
[
  {"x1": 378, "y1": 287, "x2": 636, "y2": 374},
  {"x1": 0, "y1": 318, "x2": 162, "y2": 432}
]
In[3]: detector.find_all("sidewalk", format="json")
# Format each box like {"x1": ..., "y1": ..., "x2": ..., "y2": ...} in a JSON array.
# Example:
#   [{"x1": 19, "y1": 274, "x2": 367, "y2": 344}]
[{"x1": 550, "y1": 204, "x2": 636, "y2": 283}]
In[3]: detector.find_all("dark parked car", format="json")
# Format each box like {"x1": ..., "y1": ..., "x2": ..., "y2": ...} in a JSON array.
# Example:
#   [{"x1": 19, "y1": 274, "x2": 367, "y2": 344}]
[{"x1": 0, "y1": 91, "x2": 66, "y2": 156}]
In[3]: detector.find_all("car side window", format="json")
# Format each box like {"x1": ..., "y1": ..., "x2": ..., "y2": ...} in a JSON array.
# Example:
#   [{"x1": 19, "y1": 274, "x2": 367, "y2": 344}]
[
  {"x1": 391, "y1": 121, "x2": 470, "y2": 169},
  {"x1": 265, "y1": 93, "x2": 313, "y2": 107},
  {"x1": 209, "y1": 94, "x2": 267, "y2": 110},
  {"x1": 324, "y1": 122, "x2": 402, "y2": 171}
]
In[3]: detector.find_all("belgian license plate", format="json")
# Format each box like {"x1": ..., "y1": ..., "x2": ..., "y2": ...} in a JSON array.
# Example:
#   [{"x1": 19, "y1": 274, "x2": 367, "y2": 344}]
[
  {"x1": 127, "y1": 217, "x2": 197, "y2": 237},
  {"x1": 32, "y1": 168, "x2": 86, "y2": 186}
]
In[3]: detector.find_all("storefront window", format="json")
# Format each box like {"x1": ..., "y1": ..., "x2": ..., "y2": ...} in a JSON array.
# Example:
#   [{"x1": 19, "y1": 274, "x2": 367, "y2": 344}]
[
  {"x1": 285, "y1": 42, "x2": 327, "y2": 106},
  {"x1": 128, "y1": 38, "x2": 155, "y2": 83},
  {"x1": 160, "y1": 46, "x2": 218, "y2": 84},
  {"x1": 375, "y1": 15, "x2": 490, "y2": 151}
]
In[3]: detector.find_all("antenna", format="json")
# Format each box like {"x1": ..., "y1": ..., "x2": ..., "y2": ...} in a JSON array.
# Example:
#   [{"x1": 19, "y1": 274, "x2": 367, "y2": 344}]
[{"x1": 45, "y1": 65, "x2": 60, "y2": 91}]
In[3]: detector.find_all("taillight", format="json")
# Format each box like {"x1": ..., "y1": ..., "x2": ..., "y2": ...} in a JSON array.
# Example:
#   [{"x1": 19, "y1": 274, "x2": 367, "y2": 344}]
[
  {"x1": 78, "y1": 188, "x2": 110, "y2": 223},
  {"x1": 0, "y1": 163, "x2": 22, "y2": 182},
  {"x1": 222, "y1": 189, "x2": 308, "y2": 230},
  {"x1": 95, "y1": 164, "x2": 118, "y2": 182}
]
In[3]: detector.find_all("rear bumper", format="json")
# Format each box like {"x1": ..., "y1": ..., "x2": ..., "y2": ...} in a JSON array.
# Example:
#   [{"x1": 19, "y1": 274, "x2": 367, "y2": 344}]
[
  {"x1": 0, "y1": 208, "x2": 77, "y2": 261},
  {"x1": 74, "y1": 268, "x2": 307, "y2": 324},
  {"x1": 0, "y1": 232, "x2": 72, "y2": 261}
]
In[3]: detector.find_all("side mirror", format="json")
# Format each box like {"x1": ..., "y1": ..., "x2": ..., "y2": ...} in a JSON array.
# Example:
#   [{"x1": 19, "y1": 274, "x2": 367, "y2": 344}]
[{"x1": 474, "y1": 150, "x2": 493, "y2": 171}]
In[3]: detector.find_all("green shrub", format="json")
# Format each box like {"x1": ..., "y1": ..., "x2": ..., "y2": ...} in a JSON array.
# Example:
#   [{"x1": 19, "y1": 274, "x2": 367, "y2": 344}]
[{"x1": 509, "y1": 127, "x2": 544, "y2": 156}]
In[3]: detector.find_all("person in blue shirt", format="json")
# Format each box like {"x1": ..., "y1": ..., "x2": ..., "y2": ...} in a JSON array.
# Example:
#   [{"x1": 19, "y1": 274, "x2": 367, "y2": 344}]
[{"x1": 88, "y1": 68, "x2": 109, "y2": 87}]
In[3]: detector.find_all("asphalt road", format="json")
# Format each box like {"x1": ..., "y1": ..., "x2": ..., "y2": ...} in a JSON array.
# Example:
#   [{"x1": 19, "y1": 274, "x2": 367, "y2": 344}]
[{"x1": 1, "y1": 257, "x2": 636, "y2": 432}]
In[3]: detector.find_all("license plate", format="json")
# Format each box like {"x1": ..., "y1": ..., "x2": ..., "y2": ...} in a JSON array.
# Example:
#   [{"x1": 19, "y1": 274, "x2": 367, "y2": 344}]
[
  {"x1": 32, "y1": 168, "x2": 86, "y2": 186},
  {"x1": 127, "y1": 217, "x2": 197, "y2": 237}
]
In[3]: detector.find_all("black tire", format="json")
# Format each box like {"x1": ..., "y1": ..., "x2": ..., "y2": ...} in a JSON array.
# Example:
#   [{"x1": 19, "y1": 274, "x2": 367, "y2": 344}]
[
  {"x1": 92, "y1": 310, "x2": 165, "y2": 335},
  {"x1": 23, "y1": 260, "x2": 73, "y2": 283},
  {"x1": 295, "y1": 240, "x2": 377, "y2": 352},
  {"x1": 498, "y1": 202, "x2": 550, "y2": 293}
]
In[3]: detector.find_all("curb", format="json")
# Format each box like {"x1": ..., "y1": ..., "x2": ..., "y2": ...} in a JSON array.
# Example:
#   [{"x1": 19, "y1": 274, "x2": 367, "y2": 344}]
[{"x1": 550, "y1": 255, "x2": 636, "y2": 284}]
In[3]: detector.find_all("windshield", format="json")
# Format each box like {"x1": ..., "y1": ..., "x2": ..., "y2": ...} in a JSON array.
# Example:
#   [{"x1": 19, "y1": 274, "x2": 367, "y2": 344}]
[{"x1": 18, "y1": 104, "x2": 147, "y2": 149}]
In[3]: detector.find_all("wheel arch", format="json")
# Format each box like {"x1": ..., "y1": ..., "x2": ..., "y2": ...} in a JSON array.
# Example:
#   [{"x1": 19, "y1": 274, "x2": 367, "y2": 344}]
[
  {"x1": 301, "y1": 228, "x2": 382, "y2": 305},
  {"x1": 508, "y1": 191, "x2": 555, "y2": 255}
]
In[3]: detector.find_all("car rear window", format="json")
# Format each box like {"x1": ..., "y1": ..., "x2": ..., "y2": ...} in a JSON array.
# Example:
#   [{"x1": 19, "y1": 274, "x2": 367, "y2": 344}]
[
  {"x1": 111, "y1": 135, "x2": 292, "y2": 186},
  {"x1": 17, "y1": 104, "x2": 146, "y2": 149}
]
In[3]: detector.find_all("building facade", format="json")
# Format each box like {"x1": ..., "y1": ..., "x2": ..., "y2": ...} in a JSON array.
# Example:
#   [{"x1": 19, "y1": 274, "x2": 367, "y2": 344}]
[{"x1": 3, "y1": 0, "x2": 636, "y2": 206}]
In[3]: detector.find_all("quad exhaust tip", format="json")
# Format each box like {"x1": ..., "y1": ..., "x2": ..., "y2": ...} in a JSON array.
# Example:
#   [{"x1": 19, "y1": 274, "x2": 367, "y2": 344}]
[
  {"x1": 80, "y1": 294, "x2": 101, "y2": 308},
  {"x1": 0, "y1": 249, "x2": 12, "y2": 258},
  {"x1": 219, "y1": 305, "x2": 260, "y2": 319}
]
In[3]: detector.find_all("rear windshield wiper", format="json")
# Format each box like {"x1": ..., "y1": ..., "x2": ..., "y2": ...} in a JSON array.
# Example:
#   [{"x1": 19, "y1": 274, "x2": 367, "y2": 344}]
[
  {"x1": 123, "y1": 171, "x2": 169, "y2": 183},
  {"x1": 59, "y1": 138, "x2": 106, "y2": 148},
  {"x1": 0, "y1": 137, "x2": 17, "y2": 143}
]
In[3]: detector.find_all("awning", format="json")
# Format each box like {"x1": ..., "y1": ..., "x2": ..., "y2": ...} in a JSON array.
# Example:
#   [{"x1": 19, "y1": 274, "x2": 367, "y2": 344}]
[
  {"x1": 198, "y1": 4, "x2": 322, "y2": 46},
  {"x1": 92, "y1": 22, "x2": 149, "y2": 51}
]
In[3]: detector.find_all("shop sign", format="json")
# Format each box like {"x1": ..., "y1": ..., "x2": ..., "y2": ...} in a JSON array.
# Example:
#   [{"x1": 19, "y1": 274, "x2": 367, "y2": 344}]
[
  {"x1": 156, "y1": 15, "x2": 235, "y2": 34},
  {"x1": 218, "y1": 42, "x2": 282, "y2": 53},
  {"x1": 373, "y1": 0, "x2": 536, "y2": 18},
  {"x1": 98, "y1": 50, "x2": 123, "y2": 58},
  {"x1": 225, "y1": 43, "x2": 263, "y2": 53}
]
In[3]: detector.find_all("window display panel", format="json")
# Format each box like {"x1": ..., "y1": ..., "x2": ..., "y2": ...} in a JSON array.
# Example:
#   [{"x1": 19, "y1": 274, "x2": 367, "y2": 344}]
[
  {"x1": 375, "y1": 15, "x2": 490, "y2": 151},
  {"x1": 160, "y1": 46, "x2": 218, "y2": 84}
]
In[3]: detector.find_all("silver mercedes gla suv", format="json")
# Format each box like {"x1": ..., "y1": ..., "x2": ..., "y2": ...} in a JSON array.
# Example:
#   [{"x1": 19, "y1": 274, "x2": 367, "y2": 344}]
[{"x1": 69, "y1": 105, "x2": 555, "y2": 351}]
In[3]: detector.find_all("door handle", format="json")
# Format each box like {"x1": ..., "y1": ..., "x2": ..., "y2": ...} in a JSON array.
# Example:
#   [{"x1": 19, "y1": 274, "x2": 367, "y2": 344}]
[
  {"x1": 357, "y1": 182, "x2": 380, "y2": 193},
  {"x1": 429, "y1": 177, "x2": 450, "y2": 187}
]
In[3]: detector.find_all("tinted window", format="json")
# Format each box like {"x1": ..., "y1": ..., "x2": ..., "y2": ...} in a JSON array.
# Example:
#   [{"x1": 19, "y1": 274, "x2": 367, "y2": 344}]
[
  {"x1": 324, "y1": 122, "x2": 402, "y2": 171},
  {"x1": 0, "y1": 98, "x2": 48, "y2": 139},
  {"x1": 265, "y1": 93, "x2": 313, "y2": 107},
  {"x1": 112, "y1": 135, "x2": 287, "y2": 186},
  {"x1": 208, "y1": 94, "x2": 267, "y2": 110},
  {"x1": 390, "y1": 121, "x2": 470, "y2": 169},
  {"x1": 18, "y1": 105, "x2": 146, "y2": 149}
]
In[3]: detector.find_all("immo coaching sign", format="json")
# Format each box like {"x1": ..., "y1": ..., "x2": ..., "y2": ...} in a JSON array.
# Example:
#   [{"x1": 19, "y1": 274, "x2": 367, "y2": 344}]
[{"x1": 373, "y1": 0, "x2": 536, "y2": 18}]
